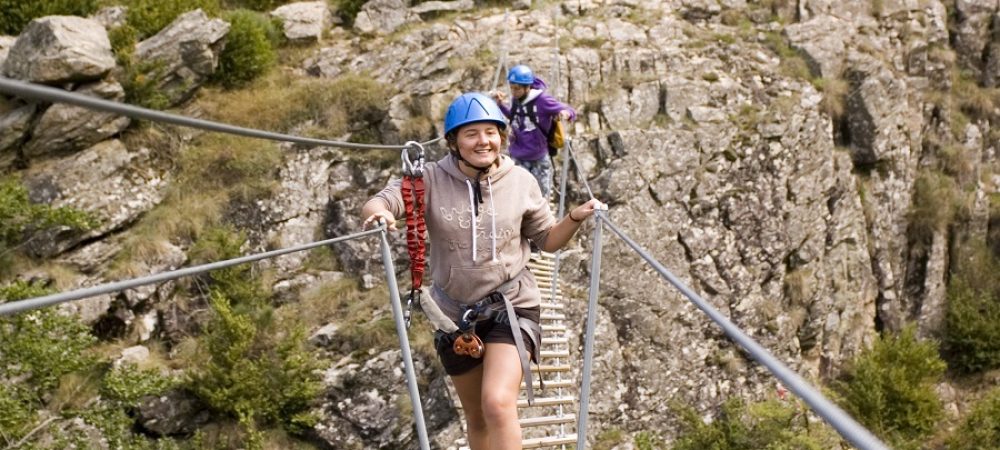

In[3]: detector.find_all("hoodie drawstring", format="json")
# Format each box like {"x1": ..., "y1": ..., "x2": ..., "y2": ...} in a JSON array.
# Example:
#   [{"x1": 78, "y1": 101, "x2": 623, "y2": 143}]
[
  {"x1": 465, "y1": 176, "x2": 498, "y2": 262},
  {"x1": 487, "y1": 176, "x2": 497, "y2": 261},
  {"x1": 466, "y1": 179, "x2": 477, "y2": 262}
]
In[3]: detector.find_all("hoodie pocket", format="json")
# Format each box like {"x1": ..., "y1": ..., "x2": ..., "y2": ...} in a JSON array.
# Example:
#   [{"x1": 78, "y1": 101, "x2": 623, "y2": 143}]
[{"x1": 443, "y1": 262, "x2": 506, "y2": 302}]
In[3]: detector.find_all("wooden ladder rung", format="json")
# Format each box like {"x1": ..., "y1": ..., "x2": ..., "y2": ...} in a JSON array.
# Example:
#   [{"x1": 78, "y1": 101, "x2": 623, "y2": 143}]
[
  {"x1": 540, "y1": 302, "x2": 565, "y2": 310},
  {"x1": 544, "y1": 337, "x2": 568, "y2": 345},
  {"x1": 522, "y1": 379, "x2": 574, "y2": 390},
  {"x1": 523, "y1": 435, "x2": 577, "y2": 448},
  {"x1": 541, "y1": 312, "x2": 566, "y2": 321},
  {"x1": 540, "y1": 349, "x2": 569, "y2": 358},
  {"x1": 457, "y1": 395, "x2": 574, "y2": 410},
  {"x1": 527, "y1": 262, "x2": 556, "y2": 271},
  {"x1": 520, "y1": 413, "x2": 576, "y2": 427},
  {"x1": 461, "y1": 435, "x2": 577, "y2": 450},
  {"x1": 543, "y1": 324, "x2": 567, "y2": 333},
  {"x1": 532, "y1": 364, "x2": 571, "y2": 374},
  {"x1": 518, "y1": 396, "x2": 575, "y2": 408}
]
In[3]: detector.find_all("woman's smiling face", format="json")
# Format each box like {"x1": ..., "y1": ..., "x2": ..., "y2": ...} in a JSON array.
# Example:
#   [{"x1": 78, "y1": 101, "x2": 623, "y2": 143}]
[{"x1": 455, "y1": 121, "x2": 502, "y2": 170}]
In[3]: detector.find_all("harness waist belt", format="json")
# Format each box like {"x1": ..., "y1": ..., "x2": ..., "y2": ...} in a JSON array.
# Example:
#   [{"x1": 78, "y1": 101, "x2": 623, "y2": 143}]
[{"x1": 421, "y1": 268, "x2": 539, "y2": 404}]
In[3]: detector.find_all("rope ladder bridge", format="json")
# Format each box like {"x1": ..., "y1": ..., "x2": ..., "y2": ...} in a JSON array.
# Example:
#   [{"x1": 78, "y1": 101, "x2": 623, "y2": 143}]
[{"x1": 0, "y1": 76, "x2": 891, "y2": 450}]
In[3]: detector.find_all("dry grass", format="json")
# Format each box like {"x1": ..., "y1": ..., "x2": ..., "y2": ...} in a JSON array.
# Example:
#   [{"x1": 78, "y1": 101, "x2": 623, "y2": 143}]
[
  {"x1": 198, "y1": 70, "x2": 392, "y2": 142},
  {"x1": 280, "y1": 277, "x2": 436, "y2": 358},
  {"x1": 910, "y1": 170, "x2": 963, "y2": 241},
  {"x1": 813, "y1": 77, "x2": 850, "y2": 121},
  {"x1": 49, "y1": 370, "x2": 101, "y2": 413},
  {"x1": 783, "y1": 268, "x2": 814, "y2": 307}
]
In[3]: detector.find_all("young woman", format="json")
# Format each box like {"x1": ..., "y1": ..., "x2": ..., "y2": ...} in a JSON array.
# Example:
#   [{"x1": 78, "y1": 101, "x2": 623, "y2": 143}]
[{"x1": 362, "y1": 92, "x2": 601, "y2": 449}]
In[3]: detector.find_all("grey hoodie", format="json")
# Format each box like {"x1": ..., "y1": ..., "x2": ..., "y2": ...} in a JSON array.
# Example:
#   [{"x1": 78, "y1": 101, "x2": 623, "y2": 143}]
[{"x1": 365, "y1": 153, "x2": 556, "y2": 320}]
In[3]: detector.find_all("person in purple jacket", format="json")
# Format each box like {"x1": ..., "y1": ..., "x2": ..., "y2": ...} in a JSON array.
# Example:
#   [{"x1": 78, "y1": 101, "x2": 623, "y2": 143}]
[{"x1": 491, "y1": 65, "x2": 576, "y2": 199}]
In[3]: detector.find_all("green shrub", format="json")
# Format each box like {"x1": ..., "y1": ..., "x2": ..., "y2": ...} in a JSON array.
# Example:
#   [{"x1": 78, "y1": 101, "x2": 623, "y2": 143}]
[
  {"x1": 0, "y1": 0, "x2": 99, "y2": 35},
  {"x1": 671, "y1": 398, "x2": 836, "y2": 450},
  {"x1": 185, "y1": 228, "x2": 322, "y2": 437},
  {"x1": 188, "y1": 226, "x2": 267, "y2": 308},
  {"x1": 332, "y1": 0, "x2": 367, "y2": 25},
  {"x1": 0, "y1": 281, "x2": 97, "y2": 442},
  {"x1": 635, "y1": 431, "x2": 666, "y2": 450},
  {"x1": 943, "y1": 244, "x2": 1000, "y2": 373},
  {"x1": 0, "y1": 176, "x2": 96, "y2": 255},
  {"x1": 187, "y1": 292, "x2": 322, "y2": 435},
  {"x1": 102, "y1": 363, "x2": 176, "y2": 407},
  {"x1": 123, "y1": 0, "x2": 221, "y2": 40},
  {"x1": 213, "y1": 10, "x2": 279, "y2": 88},
  {"x1": 947, "y1": 387, "x2": 1000, "y2": 449},
  {"x1": 832, "y1": 326, "x2": 945, "y2": 448},
  {"x1": 109, "y1": 24, "x2": 171, "y2": 110}
]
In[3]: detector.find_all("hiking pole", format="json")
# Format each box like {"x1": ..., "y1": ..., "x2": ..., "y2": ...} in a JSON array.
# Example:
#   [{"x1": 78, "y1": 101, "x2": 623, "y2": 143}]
[{"x1": 378, "y1": 223, "x2": 430, "y2": 450}]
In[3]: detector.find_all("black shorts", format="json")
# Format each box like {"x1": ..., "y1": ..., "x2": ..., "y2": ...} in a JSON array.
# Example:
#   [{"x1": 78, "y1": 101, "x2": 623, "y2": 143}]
[{"x1": 434, "y1": 306, "x2": 541, "y2": 376}]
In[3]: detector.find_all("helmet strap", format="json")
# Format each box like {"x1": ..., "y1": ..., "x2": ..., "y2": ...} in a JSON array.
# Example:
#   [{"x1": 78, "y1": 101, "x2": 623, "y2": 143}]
[{"x1": 452, "y1": 150, "x2": 495, "y2": 204}]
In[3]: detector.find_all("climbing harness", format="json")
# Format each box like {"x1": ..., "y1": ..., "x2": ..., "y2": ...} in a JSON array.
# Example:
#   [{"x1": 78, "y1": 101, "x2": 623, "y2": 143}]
[
  {"x1": 430, "y1": 270, "x2": 542, "y2": 404},
  {"x1": 401, "y1": 142, "x2": 427, "y2": 328}
]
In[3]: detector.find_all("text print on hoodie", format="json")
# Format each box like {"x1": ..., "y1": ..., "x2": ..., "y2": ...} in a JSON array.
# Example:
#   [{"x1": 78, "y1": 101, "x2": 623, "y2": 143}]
[{"x1": 368, "y1": 153, "x2": 556, "y2": 320}]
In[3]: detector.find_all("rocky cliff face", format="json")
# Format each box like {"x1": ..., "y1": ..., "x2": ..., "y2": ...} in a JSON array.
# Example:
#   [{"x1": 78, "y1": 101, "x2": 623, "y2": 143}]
[{"x1": 2, "y1": 0, "x2": 998, "y2": 447}]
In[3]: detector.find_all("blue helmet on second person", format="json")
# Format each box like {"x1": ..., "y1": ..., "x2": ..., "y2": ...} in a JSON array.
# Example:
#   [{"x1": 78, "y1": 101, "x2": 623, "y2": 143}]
[
  {"x1": 444, "y1": 92, "x2": 507, "y2": 135},
  {"x1": 507, "y1": 65, "x2": 534, "y2": 85}
]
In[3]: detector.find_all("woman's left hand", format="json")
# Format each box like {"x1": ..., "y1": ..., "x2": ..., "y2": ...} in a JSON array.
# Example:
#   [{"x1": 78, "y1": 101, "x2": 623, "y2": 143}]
[{"x1": 569, "y1": 198, "x2": 606, "y2": 223}]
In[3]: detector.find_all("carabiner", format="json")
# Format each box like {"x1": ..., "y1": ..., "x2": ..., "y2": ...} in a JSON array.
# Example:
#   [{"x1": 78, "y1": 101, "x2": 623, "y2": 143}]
[{"x1": 401, "y1": 141, "x2": 425, "y2": 176}]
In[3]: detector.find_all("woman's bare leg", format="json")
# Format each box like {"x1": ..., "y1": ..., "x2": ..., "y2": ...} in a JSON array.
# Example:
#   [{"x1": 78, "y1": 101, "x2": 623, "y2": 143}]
[
  {"x1": 452, "y1": 364, "x2": 488, "y2": 449},
  {"x1": 481, "y1": 343, "x2": 524, "y2": 450}
]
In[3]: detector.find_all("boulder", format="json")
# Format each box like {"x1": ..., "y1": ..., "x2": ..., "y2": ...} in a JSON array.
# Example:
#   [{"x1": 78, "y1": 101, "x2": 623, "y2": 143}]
[
  {"x1": 113, "y1": 345, "x2": 150, "y2": 368},
  {"x1": 785, "y1": 15, "x2": 854, "y2": 79},
  {"x1": 89, "y1": 6, "x2": 128, "y2": 29},
  {"x1": 134, "y1": 10, "x2": 229, "y2": 106},
  {"x1": 798, "y1": 0, "x2": 873, "y2": 21},
  {"x1": 0, "y1": 35, "x2": 15, "y2": 68},
  {"x1": 137, "y1": 390, "x2": 211, "y2": 436},
  {"x1": 0, "y1": 101, "x2": 35, "y2": 168},
  {"x1": 271, "y1": 1, "x2": 332, "y2": 42},
  {"x1": 951, "y1": 0, "x2": 998, "y2": 76},
  {"x1": 2, "y1": 16, "x2": 115, "y2": 84},
  {"x1": 22, "y1": 139, "x2": 167, "y2": 257},
  {"x1": 354, "y1": 0, "x2": 420, "y2": 36},
  {"x1": 411, "y1": 0, "x2": 474, "y2": 18},
  {"x1": 313, "y1": 349, "x2": 449, "y2": 447},
  {"x1": 22, "y1": 79, "x2": 130, "y2": 159},
  {"x1": 600, "y1": 81, "x2": 660, "y2": 129}
]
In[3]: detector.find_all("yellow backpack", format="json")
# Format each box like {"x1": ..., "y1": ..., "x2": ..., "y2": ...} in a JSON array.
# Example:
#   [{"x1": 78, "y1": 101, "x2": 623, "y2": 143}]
[{"x1": 521, "y1": 99, "x2": 566, "y2": 157}]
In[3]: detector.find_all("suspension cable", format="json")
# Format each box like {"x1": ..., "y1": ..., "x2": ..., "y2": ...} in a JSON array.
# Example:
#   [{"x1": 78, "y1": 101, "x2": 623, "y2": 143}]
[
  {"x1": 0, "y1": 77, "x2": 442, "y2": 150},
  {"x1": 489, "y1": 9, "x2": 511, "y2": 93},
  {"x1": 0, "y1": 228, "x2": 383, "y2": 316},
  {"x1": 588, "y1": 216, "x2": 890, "y2": 450},
  {"x1": 564, "y1": 140, "x2": 595, "y2": 199}
]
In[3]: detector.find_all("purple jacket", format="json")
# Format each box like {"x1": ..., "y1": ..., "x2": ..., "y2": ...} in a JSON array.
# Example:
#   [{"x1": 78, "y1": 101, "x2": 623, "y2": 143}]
[{"x1": 498, "y1": 77, "x2": 576, "y2": 161}]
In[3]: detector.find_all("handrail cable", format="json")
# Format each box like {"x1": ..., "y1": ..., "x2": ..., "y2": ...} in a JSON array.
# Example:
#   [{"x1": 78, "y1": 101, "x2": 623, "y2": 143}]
[
  {"x1": 572, "y1": 213, "x2": 891, "y2": 450},
  {"x1": 0, "y1": 77, "x2": 442, "y2": 151},
  {"x1": 0, "y1": 229, "x2": 381, "y2": 316}
]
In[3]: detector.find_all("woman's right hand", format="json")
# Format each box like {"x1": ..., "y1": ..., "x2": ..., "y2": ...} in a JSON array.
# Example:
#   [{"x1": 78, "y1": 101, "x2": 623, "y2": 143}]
[{"x1": 362, "y1": 210, "x2": 397, "y2": 231}]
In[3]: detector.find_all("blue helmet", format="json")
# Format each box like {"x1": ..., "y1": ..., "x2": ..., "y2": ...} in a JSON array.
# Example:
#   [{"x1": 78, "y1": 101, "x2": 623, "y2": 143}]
[
  {"x1": 443, "y1": 92, "x2": 507, "y2": 135},
  {"x1": 507, "y1": 65, "x2": 534, "y2": 85}
]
